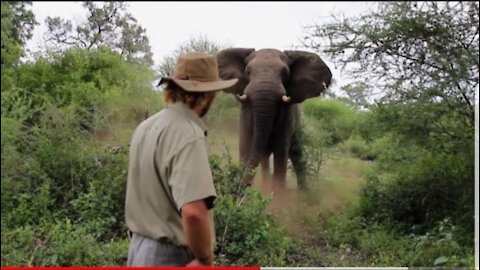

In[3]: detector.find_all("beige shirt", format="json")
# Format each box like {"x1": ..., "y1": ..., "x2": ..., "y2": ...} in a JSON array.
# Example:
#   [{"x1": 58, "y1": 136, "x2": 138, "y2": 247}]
[{"x1": 125, "y1": 102, "x2": 216, "y2": 247}]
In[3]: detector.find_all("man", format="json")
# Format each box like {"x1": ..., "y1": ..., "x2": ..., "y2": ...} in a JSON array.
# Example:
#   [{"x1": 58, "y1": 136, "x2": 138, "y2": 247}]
[{"x1": 124, "y1": 52, "x2": 238, "y2": 266}]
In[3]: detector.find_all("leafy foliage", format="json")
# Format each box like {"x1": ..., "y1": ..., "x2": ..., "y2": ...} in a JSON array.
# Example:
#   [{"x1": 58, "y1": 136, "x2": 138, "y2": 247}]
[
  {"x1": 1, "y1": 1, "x2": 38, "y2": 67},
  {"x1": 156, "y1": 34, "x2": 231, "y2": 77},
  {"x1": 1, "y1": 46, "x2": 157, "y2": 265},
  {"x1": 307, "y1": 209, "x2": 474, "y2": 267},
  {"x1": 303, "y1": 98, "x2": 358, "y2": 145},
  {"x1": 333, "y1": 82, "x2": 374, "y2": 110},
  {"x1": 44, "y1": 1, "x2": 153, "y2": 66},
  {"x1": 304, "y1": 2, "x2": 477, "y2": 128},
  {"x1": 210, "y1": 151, "x2": 292, "y2": 266},
  {"x1": 301, "y1": 1, "x2": 476, "y2": 265},
  {"x1": 1, "y1": 222, "x2": 128, "y2": 266},
  {"x1": 3, "y1": 47, "x2": 158, "y2": 129}
]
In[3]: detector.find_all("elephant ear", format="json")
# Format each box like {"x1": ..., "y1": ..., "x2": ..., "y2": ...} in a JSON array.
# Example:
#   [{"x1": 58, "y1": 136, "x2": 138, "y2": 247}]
[
  {"x1": 217, "y1": 48, "x2": 255, "y2": 95},
  {"x1": 284, "y1": 50, "x2": 332, "y2": 103}
]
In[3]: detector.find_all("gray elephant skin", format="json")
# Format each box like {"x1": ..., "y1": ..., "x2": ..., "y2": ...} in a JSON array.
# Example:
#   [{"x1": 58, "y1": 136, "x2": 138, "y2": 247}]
[{"x1": 217, "y1": 48, "x2": 332, "y2": 190}]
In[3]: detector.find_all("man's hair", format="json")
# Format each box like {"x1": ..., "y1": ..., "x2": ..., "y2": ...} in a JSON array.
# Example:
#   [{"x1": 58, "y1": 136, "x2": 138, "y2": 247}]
[{"x1": 163, "y1": 81, "x2": 215, "y2": 109}]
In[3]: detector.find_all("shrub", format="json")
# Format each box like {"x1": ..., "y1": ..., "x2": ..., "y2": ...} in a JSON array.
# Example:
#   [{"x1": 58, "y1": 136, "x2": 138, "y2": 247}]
[
  {"x1": 210, "y1": 151, "x2": 292, "y2": 266},
  {"x1": 69, "y1": 145, "x2": 129, "y2": 241},
  {"x1": 353, "y1": 109, "x2": 385, "y2": 143},
  {"x1": 205, "y1": 94, "x2": 239, "y2": 123},
  {"x1": 6, "y1": 47, "x2": 158, "y2": 130},
  {"x1": 358, "y1": 148, "x2": 474, "y2": 245},
  {"x1": 1, "y1": 8, "x2": 160, "y2": 267},
  {"x1": 409, "y1": 218, "x2": 474, "y2": 267},
  {"x1": 291, "y1": 117, "x2": 329, "y2": 189},
  {"x1": 311, "y1": 209, "x2": 474, "y2": 267},
  {"x1": 340, "y1": 136, "x2": 377, "y2": 161},
  {"x1": 1, "y1": 221, "x2": 128, "y2": 266},
  {"x1": 303, "y1": 98, "x2": 358, "y2": 145}
]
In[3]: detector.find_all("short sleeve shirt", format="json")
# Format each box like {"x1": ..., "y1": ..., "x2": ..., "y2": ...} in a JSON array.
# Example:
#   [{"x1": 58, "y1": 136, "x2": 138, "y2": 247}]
[{"x1": 125, "y1": 102, "x2": 216, "y2": 247}]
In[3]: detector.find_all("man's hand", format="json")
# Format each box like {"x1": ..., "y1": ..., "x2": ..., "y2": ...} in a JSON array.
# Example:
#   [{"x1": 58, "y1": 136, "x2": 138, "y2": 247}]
[{"x1": 186, "y1": 257, "x2": 214, "y2": 267}]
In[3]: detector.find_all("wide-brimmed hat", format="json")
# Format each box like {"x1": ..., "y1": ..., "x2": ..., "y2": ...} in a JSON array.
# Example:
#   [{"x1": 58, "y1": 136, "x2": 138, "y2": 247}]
[{"x1": 158, "y1": 51, "x2": 238, "y2": 92}]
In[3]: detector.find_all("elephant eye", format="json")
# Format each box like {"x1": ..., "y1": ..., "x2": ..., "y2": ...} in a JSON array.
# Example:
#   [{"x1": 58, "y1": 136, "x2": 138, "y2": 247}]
[
  {"x1": 281, "y1": 67, "x2": 290, "y2": 83},
  {"x1": 245, "y1": 66, "x2": 251, "y2": 78}
]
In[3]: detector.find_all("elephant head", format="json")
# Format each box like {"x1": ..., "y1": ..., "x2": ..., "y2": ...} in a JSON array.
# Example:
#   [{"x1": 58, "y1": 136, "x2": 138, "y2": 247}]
[{"x1": 217, "y1": 48, "x2": 332, "y2": 186}]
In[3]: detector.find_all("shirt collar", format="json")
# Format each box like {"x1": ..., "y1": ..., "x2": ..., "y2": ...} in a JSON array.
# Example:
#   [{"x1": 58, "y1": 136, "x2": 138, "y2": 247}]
[{"x1": 167, "y1": 102, "x2": 208, "y2": 136}]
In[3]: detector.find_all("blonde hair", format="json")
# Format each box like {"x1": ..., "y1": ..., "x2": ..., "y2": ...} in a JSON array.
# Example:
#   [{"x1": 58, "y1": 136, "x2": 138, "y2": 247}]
[{"x1": 163, "y1": 81, "x2": 216, "y2": 109}]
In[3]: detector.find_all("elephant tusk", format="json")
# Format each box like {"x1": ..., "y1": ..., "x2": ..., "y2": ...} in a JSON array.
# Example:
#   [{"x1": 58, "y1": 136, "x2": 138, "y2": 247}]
[
  {"x1": 282, "y1": 95, "x2": 291, "y2": 103},
  {"x1": 237, "y1": 94, "x2": 248, "y2": 101},
  {"x1": 322, "y1": 82, "x2": 327, "y2": 89}
]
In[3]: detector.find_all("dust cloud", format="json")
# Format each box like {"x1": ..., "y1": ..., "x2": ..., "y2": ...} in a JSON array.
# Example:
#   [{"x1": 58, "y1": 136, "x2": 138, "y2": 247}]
[{"x1": 252, "y1": 171, "x2": 347, "y2": 236}]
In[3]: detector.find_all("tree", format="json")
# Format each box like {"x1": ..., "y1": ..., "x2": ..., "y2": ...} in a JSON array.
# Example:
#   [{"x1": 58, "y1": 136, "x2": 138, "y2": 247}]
[
  {"x1": 302, "y1": 1, "x2": 477, "y2": 244},
  {"x1": 337, "y1": 82, "x2": 372, "y2": 110},
  {"x1": 303, "y1": 2, "x2": 478, "y2": 131},
  {"x1": 156, "y1": 34, "x2": 231, "y2": 77},
  {"x1": 44, "y1": 1, "x2": 153, "y2": 66},
  {"x1": 1, "y1": 1, "x2": 37, "y2": 67}
]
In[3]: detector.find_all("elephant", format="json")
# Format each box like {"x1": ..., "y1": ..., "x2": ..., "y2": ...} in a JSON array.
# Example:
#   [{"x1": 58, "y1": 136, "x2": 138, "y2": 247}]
[{"x1": 217, "y1": 48, "x2": 332, "y2": 190}]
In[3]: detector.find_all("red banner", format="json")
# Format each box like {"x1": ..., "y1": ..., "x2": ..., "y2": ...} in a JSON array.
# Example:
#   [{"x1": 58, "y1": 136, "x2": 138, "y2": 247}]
[{"x1": 1, "y1": 267, "x2": 260, "y2": 270}]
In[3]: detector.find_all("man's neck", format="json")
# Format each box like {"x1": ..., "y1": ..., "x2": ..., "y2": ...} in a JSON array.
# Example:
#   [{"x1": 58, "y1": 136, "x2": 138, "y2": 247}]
[{"x1": 167, "y1": 101, "x2": 200, "y2": 116}]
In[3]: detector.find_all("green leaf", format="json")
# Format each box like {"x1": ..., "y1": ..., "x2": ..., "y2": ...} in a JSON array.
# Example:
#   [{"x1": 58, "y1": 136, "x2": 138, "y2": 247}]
[{"x1": 433, "y1": 256, "x2": 449, "y2": 266}]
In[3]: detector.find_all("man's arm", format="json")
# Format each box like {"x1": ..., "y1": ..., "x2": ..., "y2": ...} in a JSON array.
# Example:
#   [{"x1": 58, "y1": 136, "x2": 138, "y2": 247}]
[{"x1": 181, "y1": 199, "x2": 214, "y2": 266}]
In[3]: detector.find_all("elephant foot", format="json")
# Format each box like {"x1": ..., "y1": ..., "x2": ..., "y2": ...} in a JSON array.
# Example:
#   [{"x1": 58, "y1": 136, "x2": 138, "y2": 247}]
[
  {"x1": 242, "y1": 181, "x2": 253, "y2": 188},
  {"x1": 241, "y1": 178, "x2": 253, "y2": 187},
  {"x1": 297, "y1": 178, "x2": 308, "y2": 192},
  {"x1": 241, "y1": 174, "x2": 255, "y2": 187},
  {"x1": 261, "y1": 172, "x2": 271, "y2": 182},
  {"x1": 271, "y1": 177, "x2": 287, "y2": 191},
  {"x1": 270, "y1": 180, "x2": 288, "y2": 208},
  {"x1": 298, "y1": 183, "x2": 308, "y2": 192}
]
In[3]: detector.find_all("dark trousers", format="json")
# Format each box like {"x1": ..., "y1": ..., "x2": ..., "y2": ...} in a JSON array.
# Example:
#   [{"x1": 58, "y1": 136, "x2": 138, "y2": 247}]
[{"x1": 127, "y1": 232, "x2": 195, "y2": 266}]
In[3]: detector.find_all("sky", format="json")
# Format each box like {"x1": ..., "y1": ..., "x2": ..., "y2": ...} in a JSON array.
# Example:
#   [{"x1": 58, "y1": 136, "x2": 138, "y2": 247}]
[{"x1": 26, "y1": 1, "x2": 378, "y2": 88}]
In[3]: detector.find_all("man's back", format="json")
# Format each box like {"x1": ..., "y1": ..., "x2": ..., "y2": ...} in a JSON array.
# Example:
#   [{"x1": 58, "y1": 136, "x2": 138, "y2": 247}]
[{"x1": 125, "y1": 102, "x2": 215, "y2": 246}]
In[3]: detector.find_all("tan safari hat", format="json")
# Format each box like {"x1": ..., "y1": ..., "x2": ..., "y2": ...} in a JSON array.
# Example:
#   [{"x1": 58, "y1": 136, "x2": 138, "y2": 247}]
[{"x1": 158, "y1": 51, "x2": 238, "y2": 92}]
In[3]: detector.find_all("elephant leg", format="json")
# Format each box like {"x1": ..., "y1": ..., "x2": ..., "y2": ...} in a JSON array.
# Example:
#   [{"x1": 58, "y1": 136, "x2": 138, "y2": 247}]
[
  {"x1": 239, "y1": 108, "x2": 254, "y2": 186},
  {"x1": 259, "y1": 155, "x2": 271, "y2": 192},
  {"x1": 289, "y1": 131, "x2": 307, "y2": 191},
  {"x1": 270, "y1": 152, "x2": 288, "y2": 200},
  {"x1": 272, "y1": 151, "x2": 288, "y2": 186},
  {"x1": 260, "y1": 156, "x2": 270, "y2": 181}
]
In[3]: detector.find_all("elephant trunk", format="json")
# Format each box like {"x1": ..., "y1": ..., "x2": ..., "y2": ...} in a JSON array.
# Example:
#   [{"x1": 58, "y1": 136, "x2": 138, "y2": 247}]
[{"x1": 248, "y1": 94, "x2": 278, "y2": 171}]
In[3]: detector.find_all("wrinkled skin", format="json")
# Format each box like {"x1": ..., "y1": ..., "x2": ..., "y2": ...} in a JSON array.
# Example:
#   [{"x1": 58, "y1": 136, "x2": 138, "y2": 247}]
[{"x1": 217, "y1": 48, "x2": 332, "y2": 190}]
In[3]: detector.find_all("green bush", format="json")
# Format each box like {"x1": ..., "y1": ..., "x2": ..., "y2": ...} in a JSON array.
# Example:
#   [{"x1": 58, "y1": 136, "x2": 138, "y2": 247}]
[
  {"x1": 210, "y1": 151, "x2": 292, "y2": 266},
  {"x1": 312, "y1": 209, "x2": 474, "y2": 267},
  {"x1": 205, "y1": 93, "x2": 239, "y2": 123},
  {"x1": 309, "y1": 209, "x2": 411, "y2": 266},
  {"x1": 70, "y1": 146, "x2": 129, "y2": 241},
  {"x1": 353, "y1": 109, "x2": 385, "y2": 143},
  {"x1": 5, "y1": 47, "x2": 158, "y2": 130},
  {"x1": 409, "y1": 218, "x2": 474, "y2": 267},
  {"x1": 1, "y1": 47, "x2": 148, "y2": 266},
  {"x1": 303, "y1": 98, "x2": 358, "y2": 145},
  {"x1": 318, "y1": 99, "x2": 474, "y2": 267},
  {"x1": 359, "y1": 148, "x2": 474, "y2": 244},
  {"x1": 340, "y1": 136, "x2": 377, "y2": 161},
  {"x1": 289, "y1": 116, "x2": 329, "y2": 189},
  {"x1": 348, "y1": 103, "x2": 473, "y2": 246},
  {"x1": 1, "y1": 119, "x2": 128, "y2": 237},
  {"x1": 1, "y1": 221, "x2": 128, "y2": 266}
]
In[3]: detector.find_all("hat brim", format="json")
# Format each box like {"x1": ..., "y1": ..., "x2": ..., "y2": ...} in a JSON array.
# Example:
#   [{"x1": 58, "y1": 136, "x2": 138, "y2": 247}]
[{"x1": 158, "y1": 77, "x2": 238, "y2": 92}]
